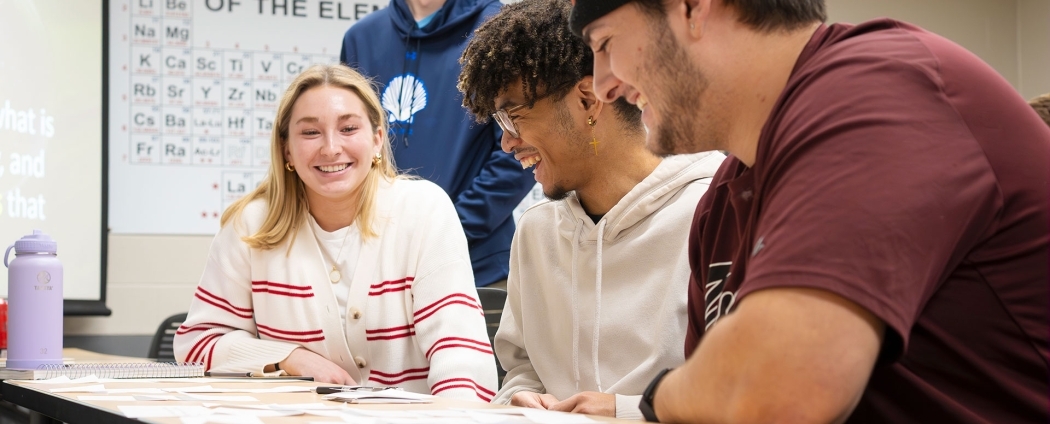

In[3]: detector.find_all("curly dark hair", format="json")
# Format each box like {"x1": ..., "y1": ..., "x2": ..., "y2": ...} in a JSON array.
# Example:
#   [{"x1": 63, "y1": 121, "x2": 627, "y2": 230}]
[
  {"x1": 1031, "y1": 93, "x2": 1050, "y2": 128},
  {"x1": 458, "y1": 0, "x2": 639, "y2": 128}
]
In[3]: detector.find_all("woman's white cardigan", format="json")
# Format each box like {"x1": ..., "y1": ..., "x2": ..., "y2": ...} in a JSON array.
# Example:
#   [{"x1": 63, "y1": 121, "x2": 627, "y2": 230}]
[{"x1": 173, "y1": 178, "x2": 497, "y2": 401}]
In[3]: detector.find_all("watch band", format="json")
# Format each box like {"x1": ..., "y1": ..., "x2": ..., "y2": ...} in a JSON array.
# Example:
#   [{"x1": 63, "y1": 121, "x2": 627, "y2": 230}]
[{"x1": 639, "y1": 368, "x2": 673, "y2": 422}]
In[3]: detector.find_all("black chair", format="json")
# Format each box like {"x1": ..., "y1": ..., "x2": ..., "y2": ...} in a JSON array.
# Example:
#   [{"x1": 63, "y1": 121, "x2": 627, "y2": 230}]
[
  {"x1": 476, "y1": 287, "x2": 508, "y2": 388},
  {"x1": 147, "y1": 312, "x2": 187, "y2": 362}
]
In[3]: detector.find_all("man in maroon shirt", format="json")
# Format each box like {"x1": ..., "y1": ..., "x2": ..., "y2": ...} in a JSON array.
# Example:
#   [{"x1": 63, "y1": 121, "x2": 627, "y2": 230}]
[{"x1": 570, "y1": 0, "x2": 1049, "y2": 422}]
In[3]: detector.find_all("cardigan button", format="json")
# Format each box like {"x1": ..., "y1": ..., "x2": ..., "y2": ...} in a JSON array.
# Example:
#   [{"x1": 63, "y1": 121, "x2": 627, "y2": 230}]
[
  {"x1": 351, "y1": 308, "x2": 362, "y2": 320},
  {"x1": 354, "y1": 356, "x2": 367, "y2": 368}
]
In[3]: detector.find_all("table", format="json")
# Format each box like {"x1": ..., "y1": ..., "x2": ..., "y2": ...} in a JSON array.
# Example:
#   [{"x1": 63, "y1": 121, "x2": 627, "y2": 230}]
[{"x1": 1, "y1": 350, "x2": 629, "y2": 423}]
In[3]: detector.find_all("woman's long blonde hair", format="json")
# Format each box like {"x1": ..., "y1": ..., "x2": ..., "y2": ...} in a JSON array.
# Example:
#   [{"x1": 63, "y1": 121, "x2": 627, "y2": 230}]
[{"x1": 220, "y1": 64, "x2": 398, "y2": 250}]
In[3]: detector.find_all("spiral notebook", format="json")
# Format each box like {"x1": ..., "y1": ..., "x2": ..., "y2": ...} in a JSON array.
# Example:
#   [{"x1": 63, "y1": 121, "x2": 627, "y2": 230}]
[{"x1": 0, "y1": 362, "x2": 205, "y2": 380}]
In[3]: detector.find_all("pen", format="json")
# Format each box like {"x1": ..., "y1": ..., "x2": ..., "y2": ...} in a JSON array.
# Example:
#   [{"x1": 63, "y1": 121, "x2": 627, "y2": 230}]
[
  {"x1": 315, "y1": 386, "x2": 400, "y2": 394},
  {"x1": 205, "y1": 371, "x2": 253, "y2": 377}
]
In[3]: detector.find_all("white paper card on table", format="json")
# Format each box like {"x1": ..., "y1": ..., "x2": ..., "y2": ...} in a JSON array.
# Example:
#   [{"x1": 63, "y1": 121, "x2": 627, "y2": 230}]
[
  {"x1": 118, "y1": 405, "x2": 213, "y2": 418},
  {"x1": 181, "y1": 416, "x2": 263, "y2": 424},
  {"x1": 201, "y1": 402, "x2": 337, "y2": 411},
  {"x1": 106, "y1": 387, "x2": 168, "y2": 394},
  {"x1": 465, "y1": 411, "x2": 520, "y2": 424},
  {"x1": 51, "y1": 385, "x2": 167, "y2": 394},
  {"x1": 322, "y1": 390, "x2": 435, "y2": 404},
  {"x1": 165, "y1": 385, "x2": 312, "y2": 394},
  {"x1": 50, "y1": 384, "x2": 106, "y2": 393},
  {"x1": 210, "y1": 407, "x2": 302, "y2": 417},
  {"x1": 182, "y1": 394, "x2": 259, "y2": 402},
  {"x1": 519, "y1": 409, "x2": 596, "y2": 423},
  {"x1": 134, "y1": 395, "x2": 184, "y2": 401},
  {"x1": 77, "y1": 395, "x2": 138, "y2": 401}
]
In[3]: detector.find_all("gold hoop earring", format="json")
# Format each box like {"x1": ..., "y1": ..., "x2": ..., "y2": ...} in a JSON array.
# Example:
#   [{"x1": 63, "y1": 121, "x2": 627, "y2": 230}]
[
  {"x1": 372, "y1": 152, "x2": 382, "y2": 167},
  {"x1": 587, "y1": 116, "x2": 599, "y2": 155},
  {"x1": 285, "y1": 162, "x2": 294, "y2": 172}
]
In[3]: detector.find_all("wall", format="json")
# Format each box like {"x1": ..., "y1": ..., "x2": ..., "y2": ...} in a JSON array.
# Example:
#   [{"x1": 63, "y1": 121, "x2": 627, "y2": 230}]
[
  {"x1": 826, "y1": 0, "x2": 1050, "y2": 100},
  {"x1": 1017, "y1": 0, "x2": 1050, "y2": 99},
  {"x1": 66, "y1": 0, "x2": 1050, "y2": 356}
]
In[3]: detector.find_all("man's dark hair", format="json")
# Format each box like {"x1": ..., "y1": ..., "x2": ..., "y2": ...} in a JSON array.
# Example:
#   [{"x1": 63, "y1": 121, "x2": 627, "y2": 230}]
[
  {"x1": 458, "y1": 0, "x2": 640, "y2": 128},
  {"x1": 633, "y1": 0, "x2": 825, "y2": 33}
]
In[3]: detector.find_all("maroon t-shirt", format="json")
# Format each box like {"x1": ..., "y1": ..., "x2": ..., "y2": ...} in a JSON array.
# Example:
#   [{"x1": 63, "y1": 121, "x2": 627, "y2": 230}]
[{"x1": 687, "y1": 19, "x2": 1049, "y2": 423}]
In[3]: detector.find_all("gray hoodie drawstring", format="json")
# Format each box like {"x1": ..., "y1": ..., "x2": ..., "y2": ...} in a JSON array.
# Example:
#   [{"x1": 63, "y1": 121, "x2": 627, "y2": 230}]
[
  {"x1": 592, "y1": 219, "x2": 606, "y2": 393},
  {"x1": 570, "y1": 220, "x2": 583, "y2": 391}
]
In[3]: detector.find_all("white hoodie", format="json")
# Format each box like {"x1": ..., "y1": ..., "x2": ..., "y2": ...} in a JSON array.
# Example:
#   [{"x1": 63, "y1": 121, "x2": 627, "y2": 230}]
[{"x1": 493, "y1": 151, "x2": 726, "y2": 419}]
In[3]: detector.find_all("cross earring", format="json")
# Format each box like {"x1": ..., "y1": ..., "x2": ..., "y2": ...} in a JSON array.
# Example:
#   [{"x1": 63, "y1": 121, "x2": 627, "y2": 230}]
[
  {"x1": 588, "y1": 116, "x2": 599, "y2": 155},
  {"x1": 285, "y1": 162, "x2": 294, "y2": 172}
]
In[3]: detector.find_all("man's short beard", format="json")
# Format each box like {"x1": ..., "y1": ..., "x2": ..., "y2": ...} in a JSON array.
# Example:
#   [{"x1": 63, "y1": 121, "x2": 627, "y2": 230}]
[
  {"x1": 543, "y1": 185, "x2": 571, "y2": 202},
  {"x1": 646, "y1": 18, "x2": 714, "y2": 156}
]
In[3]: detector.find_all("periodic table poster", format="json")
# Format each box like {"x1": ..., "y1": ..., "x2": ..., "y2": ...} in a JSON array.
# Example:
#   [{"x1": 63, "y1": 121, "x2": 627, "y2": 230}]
[{"x1": 109, "y1": 0, "x2": 386, "y2": 234}]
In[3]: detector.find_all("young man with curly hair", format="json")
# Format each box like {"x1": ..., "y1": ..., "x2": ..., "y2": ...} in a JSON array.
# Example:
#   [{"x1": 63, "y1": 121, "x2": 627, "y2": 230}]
[
  {"x1": 458, "y1": 0, "x2": 724, "y2": 418},
  {"x1": 574, "y1": 0, "x2": 1049, "y2": 422}
]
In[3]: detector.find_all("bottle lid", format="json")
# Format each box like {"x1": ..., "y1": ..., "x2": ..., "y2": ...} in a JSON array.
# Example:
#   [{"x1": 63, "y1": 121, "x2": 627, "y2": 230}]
[{"x1": 13, "y1": 229, "x2": 57, "y2": 254}]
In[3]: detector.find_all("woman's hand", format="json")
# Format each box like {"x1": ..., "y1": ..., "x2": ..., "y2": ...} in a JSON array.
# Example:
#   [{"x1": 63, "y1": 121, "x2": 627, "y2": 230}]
[{"x1": 279, "y1": 348, "x2": 357, "y2": 385}]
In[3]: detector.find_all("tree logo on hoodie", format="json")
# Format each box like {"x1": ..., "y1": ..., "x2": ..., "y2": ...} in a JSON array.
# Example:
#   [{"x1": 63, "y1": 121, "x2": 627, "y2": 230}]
[{"x1": 381, "y1": 74, "x2": 428, "y2": 124}]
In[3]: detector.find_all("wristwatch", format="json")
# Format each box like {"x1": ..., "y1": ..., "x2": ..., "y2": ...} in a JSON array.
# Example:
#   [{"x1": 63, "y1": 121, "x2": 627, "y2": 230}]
[{"x1": 639, "y1": 368, "x2": 673, "y2": 422}]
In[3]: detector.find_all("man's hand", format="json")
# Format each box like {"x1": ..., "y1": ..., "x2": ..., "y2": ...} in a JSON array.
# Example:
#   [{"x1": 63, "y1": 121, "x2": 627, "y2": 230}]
[
  {"x1": 549, "y1": 392, "x2": 616, "y2": 416},
  {"x1": 279, "y1": 348, "x2": 357, "y2": 385},
  {"x1": 510, "y1": 391, "x2": 560, "y2": 409}
]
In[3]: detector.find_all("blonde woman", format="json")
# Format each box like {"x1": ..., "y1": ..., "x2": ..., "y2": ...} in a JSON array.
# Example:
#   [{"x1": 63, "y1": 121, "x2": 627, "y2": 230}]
[{"x1": 174, "y1": 64, "x2": 497, "y2": 402}]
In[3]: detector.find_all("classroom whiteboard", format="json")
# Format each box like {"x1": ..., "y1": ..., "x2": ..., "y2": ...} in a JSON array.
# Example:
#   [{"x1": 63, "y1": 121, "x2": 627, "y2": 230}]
[
  {"x1": 1, "y1": 0, "x2": 105, "y2": 310},
  {"x1": 108, "y1": 0, "x2": 386, "y2": 235}
]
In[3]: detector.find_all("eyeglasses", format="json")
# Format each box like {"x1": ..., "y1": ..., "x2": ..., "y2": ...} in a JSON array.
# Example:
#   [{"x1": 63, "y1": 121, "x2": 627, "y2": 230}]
[
  {"x1": 491, "y1": 80, "x2": 577, "y2": 139},
  {"x1": 492, "y1": 104, "x2": 528, "y2": 139}
]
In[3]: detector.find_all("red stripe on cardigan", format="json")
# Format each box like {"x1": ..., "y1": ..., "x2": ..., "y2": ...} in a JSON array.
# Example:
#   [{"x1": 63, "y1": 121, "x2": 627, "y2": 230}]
[
  {"x1": 370, "y1": 367, "x2": 430, "y2": 378},
  {"x1": 197, "y1": 287, "x2": 253, "y2": 313},
  {"x1": 257, "y1": 327, "x2": 325, "y2": 343},
  {"x1": 366, "y1": 331, "x2": 416, "y2": 341},
  {"x1": 432, "y1": 377, "x2": 496, "y2": 397},
  {"x1": 367, "y1": 277, "x2": 414, "y2": 296},
  {"x1": 426, "y1": 343, "x2": 493, "y2": 361},
  {"x1": 256, "y1": 323, "x2": 323, "y2": 336},
  {"x1": 368, "y1": 373, "x2": 429, "y2": 386},
  {"x1": 251, "y1": 288, "x2": 315, "y2": 298},
  {"x1": 414, "y1": 300, "x2": 484, "y2": 324},
  {"x1": 415, "y1": 293, "x2": 481, "y2": 317},
  {"x1": 369, "y1": 277, "x2": 414, "y2": 290},
  {"x1": 205, "y1": 340, "x2": 217, "y2": 371},
  {"x1": 195, "y1": 292, "x2": 253, "y2": 320},
  {"x1": 431, "y1": 378, "x2": 494, "y2": 401},
  {"x1": 176, "y1": 322, "x2": 234, "y2": 335},
  {"x1": 425, "y1": 336, "x2": 492, "y2": 359},
  {"x1": 365, "y1": 324, "x2": 415, "y2": 334},
  {"x1": 251, "y1": 281, "x2": 314, "y2": 298},
  {"x1": 251, "y1": 281, "x2": 312, "y2": 291},
  {"x1": 368, "y1": 286, "x2": 412, "y2": 296},
  {"x1": 187, "y1": 333, "x2": 221, "y2": 364}
]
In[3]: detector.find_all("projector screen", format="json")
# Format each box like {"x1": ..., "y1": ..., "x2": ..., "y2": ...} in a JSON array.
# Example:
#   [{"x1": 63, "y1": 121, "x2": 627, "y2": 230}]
[{"x1": 0, "y1": 0, "x2": 108, "y2": 315}]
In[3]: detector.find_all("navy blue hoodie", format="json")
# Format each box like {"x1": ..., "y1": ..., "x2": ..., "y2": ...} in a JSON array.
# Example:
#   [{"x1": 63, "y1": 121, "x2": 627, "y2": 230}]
[{"x1": 341, "y1": 0, "x2": 535, "y2": 286}]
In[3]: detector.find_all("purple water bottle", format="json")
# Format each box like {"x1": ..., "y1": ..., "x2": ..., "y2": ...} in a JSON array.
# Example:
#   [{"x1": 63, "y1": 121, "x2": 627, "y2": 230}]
[{"x1": 3, "y1": 230, "x2": 63, "y2": 369}]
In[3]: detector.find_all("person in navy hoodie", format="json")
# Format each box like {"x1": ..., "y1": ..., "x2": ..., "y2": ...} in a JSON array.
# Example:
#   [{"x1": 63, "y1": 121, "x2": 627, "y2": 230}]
[{"x1": 341, "y1": 0, "x2": 536, "y2": 288}]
